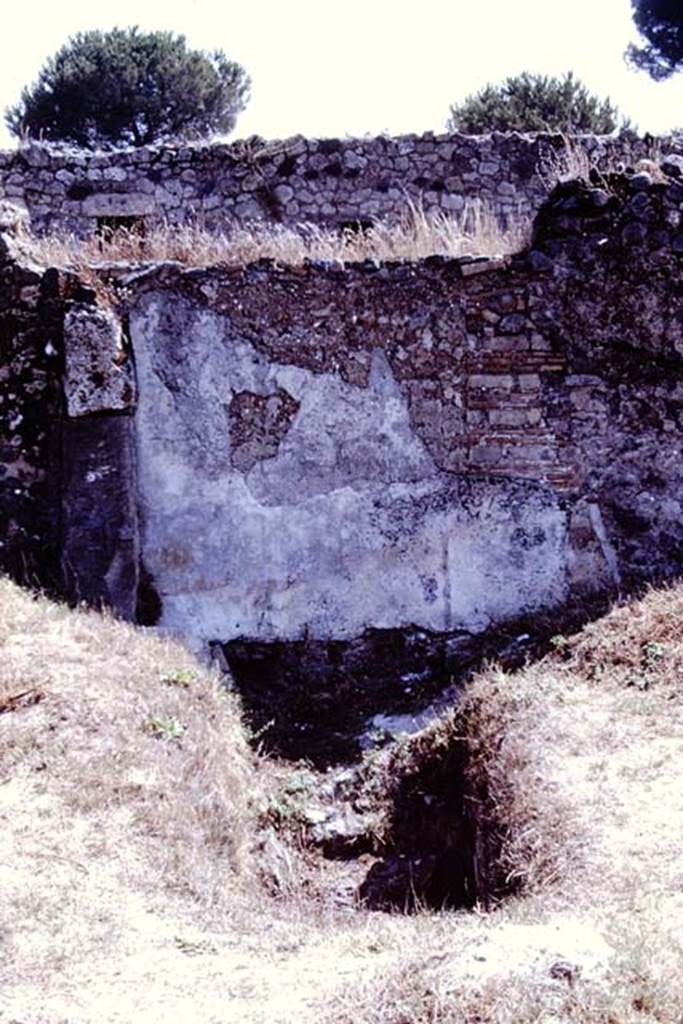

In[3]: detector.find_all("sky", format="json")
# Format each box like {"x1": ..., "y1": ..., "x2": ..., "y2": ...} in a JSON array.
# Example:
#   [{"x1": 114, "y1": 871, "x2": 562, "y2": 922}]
[{"x1": 0, "y1": 0, "x2": 681, "y2": 148}]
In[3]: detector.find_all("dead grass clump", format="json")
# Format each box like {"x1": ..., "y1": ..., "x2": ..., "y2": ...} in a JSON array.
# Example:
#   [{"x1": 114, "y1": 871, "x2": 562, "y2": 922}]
[
  {"x1": 0, "y1": 576, "x2": 260, "y2": 907},
  {"x1": 329, "y1": 929, "x2": 683, "y2": 1024},
  {"x1": 538, "y1": 136, "x2": 595, "y2": 190},
  {"x1": 555, "y1": 581, "x2": 683, "y2": 695},
  {"x1": 459, "y1": 667, "x2": 583, "y2": 899},
  {"x1": 24, "y1": 199, "x2": 530, "y2": 272},
  {"x1": 461, "y1": 583, "x2": 683, "y2": 902},
  {"x1": 537, "y1": 135, "x2": 669, "y2": 193}
]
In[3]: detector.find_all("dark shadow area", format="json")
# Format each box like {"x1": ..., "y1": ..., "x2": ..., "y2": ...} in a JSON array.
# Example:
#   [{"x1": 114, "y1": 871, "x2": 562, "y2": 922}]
[
  {"x1": 223, "y1": 626, "x2": 470, "y2": 767},
  {"x1": 358, "y1": 736, "x2": 476, "y2": 912},
  {"x1": 339, "y1": 219, "x2": 374, "y2": 235},
  {"x1": 96, "y1": 215, "x2": 146, "y2": 243},
  {"x1": 221, "y1": 590, "x2": 615, "y2": 769},
  {"x1": 135, "y1": 562, "x2": 162, "y2": 626}
]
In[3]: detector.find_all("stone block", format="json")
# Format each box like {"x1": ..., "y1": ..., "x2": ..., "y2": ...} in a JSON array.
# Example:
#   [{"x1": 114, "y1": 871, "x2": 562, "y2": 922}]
[
  {"x1": 468, "y1": 445, "x2": 503, "y2": 463},
  {"x1": 63, "y1": 305, "x2": 136, "y2": 417},
  {"x1": 103, "y1": 166, "x2": 129, "y2": 183},
  {"x1": 442, "y1": 193, "x2": 465, "y2": 212},
  {"x1": 82, "y1": 193, "x2": 155, "y2": 217},
  {"x1": 274, "y1": 184, "x2": 295, "y2": 203},
  {"x1": 460, "y1": 257, "x2": 508, "y2": 277},
  {"x1": 489, "y1": 407, "x2": 542, "y2": 428},
  {"x1": 469, "y1": 374, "x2": 514, "y2": 390}
]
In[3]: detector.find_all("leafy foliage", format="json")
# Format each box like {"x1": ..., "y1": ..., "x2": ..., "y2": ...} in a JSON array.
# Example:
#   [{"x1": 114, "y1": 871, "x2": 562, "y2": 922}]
[
  {"x1": 447, "y1": 72, "x2": 626, "y2": 134},
  {"x1": 5, "y1": 27, "x2": 250, "y2": 147},
  {"x1": 145, "y1": 714, "x2": 186, "y2": 741},
  {"x1": 627, "y1": 0, "x2": 683, "y2": 79}
]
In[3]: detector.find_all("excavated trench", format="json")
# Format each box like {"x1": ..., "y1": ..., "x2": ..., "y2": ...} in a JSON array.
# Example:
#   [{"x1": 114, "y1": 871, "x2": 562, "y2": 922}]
[
  {"x1": 219, "y1": 597, "x2": 606, "y2": 766},
  {"x1": 218, "y1": 598, "x2": 609, "y2": 911}
]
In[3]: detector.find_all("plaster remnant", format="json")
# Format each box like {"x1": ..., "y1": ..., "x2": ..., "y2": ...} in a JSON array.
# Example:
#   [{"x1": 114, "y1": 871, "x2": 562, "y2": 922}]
[
  {"x1": 131, "y1": 296, "x2": 568, "y2": 645},
  {"x1": 588, "y1": 502, "x2": 622, "y2": 590}
]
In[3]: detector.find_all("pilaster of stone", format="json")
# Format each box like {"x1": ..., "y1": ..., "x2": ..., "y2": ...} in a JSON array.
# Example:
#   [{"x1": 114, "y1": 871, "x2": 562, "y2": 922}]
[{"x1": 60, "y1": 302, "x2": 139, "y2": 619}]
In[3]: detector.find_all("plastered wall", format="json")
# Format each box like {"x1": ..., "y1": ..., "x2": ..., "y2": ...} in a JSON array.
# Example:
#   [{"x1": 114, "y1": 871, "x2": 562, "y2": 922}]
[{"x1": 1, "y1": 166, "x2": 682, "y2": 651}]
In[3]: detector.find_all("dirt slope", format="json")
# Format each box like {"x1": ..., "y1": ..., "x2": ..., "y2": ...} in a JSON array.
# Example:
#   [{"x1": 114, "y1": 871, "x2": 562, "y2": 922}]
[{"x1": 1, "y1": 579, "x2": 681, "y2": 1023}]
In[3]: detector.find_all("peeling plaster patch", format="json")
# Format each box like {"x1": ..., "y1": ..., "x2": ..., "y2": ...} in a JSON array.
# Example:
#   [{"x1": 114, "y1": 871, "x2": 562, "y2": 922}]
[{"x1": 246, "y1": 349, "x2": 437, "y2": 505}]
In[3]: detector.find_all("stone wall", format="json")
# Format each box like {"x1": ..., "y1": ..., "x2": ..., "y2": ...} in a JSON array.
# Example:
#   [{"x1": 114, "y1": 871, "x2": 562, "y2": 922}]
[
  {"x1": 1, "y1": 166, "x2": 682, "y2": 658},
  {"x1": 0, "y1": 212, "x2": 63, "y2": 588},
  {"x1": 0, "y1": 204, "x2": 139, "y2": 605},
  {"x1": 0, "y1": 131, "x2": 680, "y2": 238}
]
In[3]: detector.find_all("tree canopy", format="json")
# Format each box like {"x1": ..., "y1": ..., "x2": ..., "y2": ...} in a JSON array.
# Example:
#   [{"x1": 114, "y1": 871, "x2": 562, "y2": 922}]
[
  {"x1": 5, "y1": 27, "x2": 250, "y2": 148},
  {"x1": 627, "y1": 0, "x2": 683, "y2": 79},
  {"x1": 446, "y1": 72, "x2": 626, "y2": 135}
]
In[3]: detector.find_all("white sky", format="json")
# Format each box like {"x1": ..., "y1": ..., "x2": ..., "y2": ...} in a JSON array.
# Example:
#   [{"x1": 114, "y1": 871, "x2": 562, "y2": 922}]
[{"x1": 0, "y1": 0, "x2": 681, "y2": 148}]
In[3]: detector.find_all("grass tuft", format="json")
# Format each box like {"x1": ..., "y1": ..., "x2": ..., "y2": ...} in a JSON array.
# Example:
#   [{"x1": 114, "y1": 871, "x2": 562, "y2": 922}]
[{"x1": 22, "y1": 199, "x2": 530, "y2": 271}]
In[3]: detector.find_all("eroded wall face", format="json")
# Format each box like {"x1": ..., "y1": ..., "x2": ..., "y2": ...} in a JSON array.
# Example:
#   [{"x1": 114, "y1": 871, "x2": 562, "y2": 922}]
[
  {"x1": 0, "y1": 237, "x2": 64, "y2": 588},
  {"x1": 0, "y1": 227, "x2": 140, "y2": 607}
]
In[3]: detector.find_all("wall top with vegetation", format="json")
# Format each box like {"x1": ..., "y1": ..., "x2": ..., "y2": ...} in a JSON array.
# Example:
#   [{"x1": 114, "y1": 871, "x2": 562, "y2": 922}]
[
  {"x1": 0, "y1": 131, "x2": 680, "y2": 237},
  {"x1": 2, "y1": 166, "x2": 682, "y2": 643}
]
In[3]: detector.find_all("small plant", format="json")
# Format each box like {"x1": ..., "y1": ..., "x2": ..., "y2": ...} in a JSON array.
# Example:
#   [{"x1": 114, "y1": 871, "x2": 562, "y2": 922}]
[
  {"x1": 625, "y1": 639, "x2": 668, "y2": 690},
  {"x1": 283, "y1": 768, "x2": 318, "y2": 794},
  {"x1": 549, "y1": 633, "x2": 572, "y2": 658},
  {"x1": 145, "y1": 714, "x2": 186, "y2": 741},
  {"x1": 160, "y1": 668, "x2": 196, "y2": 689},
  {"x1": 173, "y1": 935, "x2": 218, "y2": 956},
  {"x1": 260, "y1": 767, "x2": 319, "y2": 826},
  {"x1": 642, "y1": 640, "x2": 665, "y2": 666}
]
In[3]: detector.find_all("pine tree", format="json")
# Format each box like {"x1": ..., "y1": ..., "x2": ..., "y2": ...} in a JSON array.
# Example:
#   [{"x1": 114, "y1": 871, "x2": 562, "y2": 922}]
[
  {"x1": 447, "y1": 72, "x2": 626, "y2": 135},
  {"x1": 627, "y1": 0, "x2": 683, "y2": 80},
  {"x1": 6, "y1": 27, "x2": 250, "y2": 148}
]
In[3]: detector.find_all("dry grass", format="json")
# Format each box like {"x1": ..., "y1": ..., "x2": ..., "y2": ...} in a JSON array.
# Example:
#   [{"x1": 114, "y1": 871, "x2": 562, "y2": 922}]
[
  {"x1": 0, "y1": 577, "x2": 259, "y2": 912},
  {"x1": 329, "y1": 926, "x2": 683, "y2": 1024},
  {"x1": 538, "y1": 134, "x2": 669, "y2": 191},
  {"x1": 537, "y1": 135, "x2": 596, "y2": 189},
  {"x1": 1, "y1": 578, "x2": 682, "y2": 1022},
  {"x1": 23, "y1": 200, "x2": 530, "y2": 271}
]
